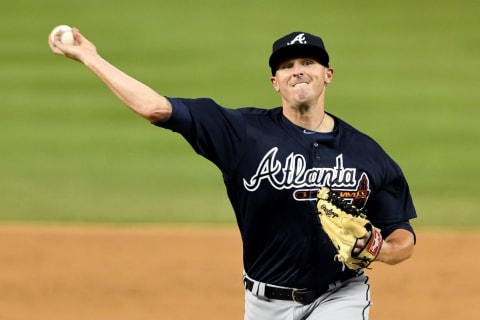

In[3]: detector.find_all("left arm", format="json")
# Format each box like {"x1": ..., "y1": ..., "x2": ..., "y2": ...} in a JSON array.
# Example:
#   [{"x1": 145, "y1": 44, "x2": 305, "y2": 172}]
[{"x1": 375, "y1": 229, "x2": 415, "y2": 265}]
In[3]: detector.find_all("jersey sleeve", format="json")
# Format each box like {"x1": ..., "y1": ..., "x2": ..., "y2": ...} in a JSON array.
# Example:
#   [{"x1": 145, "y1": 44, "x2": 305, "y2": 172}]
[
  {"x1": 377, "y1": 220, "x2": 416, "y2": 243},
  {"x1": 335, "y1": 118, "x2": 417, "y2": 233},
  {"x1": 152, "y1": 97, "x2": 245, "y2": 175},
  {"x1": 366, "y1": 154, "x2": 417, "y2": 231}
]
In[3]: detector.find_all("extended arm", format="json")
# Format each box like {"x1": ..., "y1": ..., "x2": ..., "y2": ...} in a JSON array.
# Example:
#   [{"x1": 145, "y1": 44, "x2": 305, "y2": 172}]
[{"x1": 48, "y1": 27, "x2": 171, "y2": 122}]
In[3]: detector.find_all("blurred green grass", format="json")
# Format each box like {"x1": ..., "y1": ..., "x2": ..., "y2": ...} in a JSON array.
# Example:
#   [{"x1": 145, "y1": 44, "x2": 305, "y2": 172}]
[{"x1": 1, "y1": 0, "x2": 479, "y2": 228}]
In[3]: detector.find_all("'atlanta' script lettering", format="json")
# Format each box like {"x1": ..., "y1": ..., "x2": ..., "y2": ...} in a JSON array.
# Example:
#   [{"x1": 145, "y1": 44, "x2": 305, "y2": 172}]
[{"x1": 243, "y1": 147, "x2": 357, "y2": 191}]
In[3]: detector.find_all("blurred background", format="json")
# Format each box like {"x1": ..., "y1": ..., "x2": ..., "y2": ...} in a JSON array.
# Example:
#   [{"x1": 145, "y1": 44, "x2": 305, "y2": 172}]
[{"x1": 1, "y1": 0, "x2": 479, "y2": 228}]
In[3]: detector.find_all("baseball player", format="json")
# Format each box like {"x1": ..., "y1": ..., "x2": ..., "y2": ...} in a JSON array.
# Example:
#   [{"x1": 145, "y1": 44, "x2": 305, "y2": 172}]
[{"x1": 49, "y1": 29, "x2": 417, "y2": 320}]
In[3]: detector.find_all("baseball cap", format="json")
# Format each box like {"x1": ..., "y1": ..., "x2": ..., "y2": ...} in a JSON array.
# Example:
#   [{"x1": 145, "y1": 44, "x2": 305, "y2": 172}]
[{"x1": 269, "y1": 31, "x2": 330, "y2": 75}]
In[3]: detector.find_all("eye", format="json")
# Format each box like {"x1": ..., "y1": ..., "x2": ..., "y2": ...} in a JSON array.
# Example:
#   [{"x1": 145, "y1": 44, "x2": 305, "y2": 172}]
[
  {"x1": 303, "y1": 60, "x2": 315, "y2": 66},
  {"x1": 279, "y1": 62, "x2": 294, "y2": 70}
]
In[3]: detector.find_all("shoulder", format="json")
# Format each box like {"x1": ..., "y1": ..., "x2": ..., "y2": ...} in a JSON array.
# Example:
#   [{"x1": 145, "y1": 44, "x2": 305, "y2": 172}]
[
  {"x1": 167, "y1": 97, "x2": 222, "y2": 110},
  {"x1": 333, "y1": 113, "x2": 408, "y2": 179},
  {"x1": 169, "y1": 97, "x2": 277, "y2": 116},
  {"x1": 333, "y1": 114, "x2": 387, "y2": 149},
  {"x1": 236, "y1": 106, "x2": 283, "y2": 121},
  {"x1": 166, "y1": 97, "x2": 282, "y2": 132}
]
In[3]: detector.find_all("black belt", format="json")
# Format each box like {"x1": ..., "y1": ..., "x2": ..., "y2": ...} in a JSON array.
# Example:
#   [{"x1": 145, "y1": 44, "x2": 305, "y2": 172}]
[{"x1": 244, "y1": 278, "x2": 330, "y2": 305}]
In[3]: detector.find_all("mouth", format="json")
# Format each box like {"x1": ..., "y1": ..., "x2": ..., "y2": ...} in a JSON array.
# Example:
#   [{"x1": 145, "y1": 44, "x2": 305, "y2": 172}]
[{"x1": 292, "y1": 82, "x2": 308, "y2": 87}]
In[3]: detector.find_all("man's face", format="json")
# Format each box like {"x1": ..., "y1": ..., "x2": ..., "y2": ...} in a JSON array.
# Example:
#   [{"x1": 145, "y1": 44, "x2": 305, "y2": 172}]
[{"x1": 270, "y1": 57, "x2": 333, "y2": 107}]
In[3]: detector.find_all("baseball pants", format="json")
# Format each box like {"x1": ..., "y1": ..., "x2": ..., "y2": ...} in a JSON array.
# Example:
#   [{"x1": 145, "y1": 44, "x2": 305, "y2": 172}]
[{"x1": 243, "y1": 272, "x2": 371, "y2": 320}]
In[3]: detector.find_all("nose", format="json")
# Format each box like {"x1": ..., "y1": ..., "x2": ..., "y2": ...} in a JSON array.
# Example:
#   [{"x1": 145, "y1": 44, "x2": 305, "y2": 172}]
[{"x1": 292, "y1": 62, "x2": 304, "y2": 76}]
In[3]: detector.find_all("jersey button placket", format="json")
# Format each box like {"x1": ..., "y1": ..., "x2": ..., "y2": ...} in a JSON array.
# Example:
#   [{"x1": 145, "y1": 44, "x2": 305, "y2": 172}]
[{"x1": 313, "y1": 142, "x2": 321, "y2": 162}]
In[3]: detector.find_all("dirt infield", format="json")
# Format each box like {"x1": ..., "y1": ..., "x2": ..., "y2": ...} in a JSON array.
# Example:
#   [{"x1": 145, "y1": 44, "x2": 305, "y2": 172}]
[{"x1": 0, "y1": 225, "x2": 477, "y2": 320}]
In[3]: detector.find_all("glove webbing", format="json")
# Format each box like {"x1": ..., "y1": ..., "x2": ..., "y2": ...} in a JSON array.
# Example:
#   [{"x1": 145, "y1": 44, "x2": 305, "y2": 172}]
[{"x1": 318, "y1": 187, "x2": 365, "y2": 217}]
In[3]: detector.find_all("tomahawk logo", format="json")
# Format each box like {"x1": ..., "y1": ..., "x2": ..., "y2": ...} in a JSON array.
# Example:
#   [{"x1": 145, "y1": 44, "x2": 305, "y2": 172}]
[{"x1": 288, "y1": 33, "x2": 307, "y2": 45}]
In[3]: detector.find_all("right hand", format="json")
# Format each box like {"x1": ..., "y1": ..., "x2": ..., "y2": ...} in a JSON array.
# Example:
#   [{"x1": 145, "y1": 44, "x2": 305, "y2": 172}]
[
  {"x1": 48, "y1": 27, "x2": 98, "y2": 63},
  {"x1": 352, "y1": 230, "x2": 370, "y2": 255}
]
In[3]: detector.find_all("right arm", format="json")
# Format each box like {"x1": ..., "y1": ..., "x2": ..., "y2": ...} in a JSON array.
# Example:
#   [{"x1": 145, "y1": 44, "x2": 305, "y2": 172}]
[{"x1": 48, "y1": 27, "x2": 171, "y2": 122}]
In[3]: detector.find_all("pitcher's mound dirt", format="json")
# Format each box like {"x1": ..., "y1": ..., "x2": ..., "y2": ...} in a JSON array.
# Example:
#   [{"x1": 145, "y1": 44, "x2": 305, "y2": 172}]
[{"x1": 0, "y1": 226, "x2": 477, "y2": 320}]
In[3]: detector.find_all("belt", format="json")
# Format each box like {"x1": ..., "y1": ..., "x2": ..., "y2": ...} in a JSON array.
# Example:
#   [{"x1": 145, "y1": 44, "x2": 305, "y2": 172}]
[{"x1": 243, "y1": 278, "x2": 330, "y2": 305}]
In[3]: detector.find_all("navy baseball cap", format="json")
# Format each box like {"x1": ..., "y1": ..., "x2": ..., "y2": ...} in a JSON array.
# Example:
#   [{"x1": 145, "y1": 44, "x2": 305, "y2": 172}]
[{"x1": 269, "y1": 31, "x2": 330, "y2": 75}]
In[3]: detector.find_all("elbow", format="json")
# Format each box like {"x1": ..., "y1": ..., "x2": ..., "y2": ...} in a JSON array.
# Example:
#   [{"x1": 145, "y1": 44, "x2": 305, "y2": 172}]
[
  {"x1": 146, "y1": 108, "x2": 171, "y2": 123},
  {"x1": 144, "y1": 98, "x2": 172, "y2": 123}
]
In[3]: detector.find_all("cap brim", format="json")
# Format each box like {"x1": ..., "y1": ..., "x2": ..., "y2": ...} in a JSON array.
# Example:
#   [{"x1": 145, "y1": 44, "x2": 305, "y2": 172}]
[{"x1": 269, "y1": 45, "x2": 329, "y2": 74}]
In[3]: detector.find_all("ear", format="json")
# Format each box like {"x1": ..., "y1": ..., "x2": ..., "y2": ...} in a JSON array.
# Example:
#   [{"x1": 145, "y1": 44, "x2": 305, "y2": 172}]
[
  {"x1": 270, "y1": 76, "x2": 280, "y2": 92},
  {"x1": 325, "y1": 68, "x2": 334, "y2": 84}
]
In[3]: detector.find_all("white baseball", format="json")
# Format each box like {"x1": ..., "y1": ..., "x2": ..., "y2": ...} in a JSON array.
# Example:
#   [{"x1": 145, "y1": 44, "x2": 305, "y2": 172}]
[{"x1": 50, "y1": 25, "x2": 75, "y2": 45}]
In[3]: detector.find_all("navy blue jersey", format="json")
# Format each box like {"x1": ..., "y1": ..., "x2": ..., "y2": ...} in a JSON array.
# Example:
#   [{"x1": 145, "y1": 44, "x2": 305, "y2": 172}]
[{"x1": 154, "y1": 97, "x2": 417, "y2": 288}]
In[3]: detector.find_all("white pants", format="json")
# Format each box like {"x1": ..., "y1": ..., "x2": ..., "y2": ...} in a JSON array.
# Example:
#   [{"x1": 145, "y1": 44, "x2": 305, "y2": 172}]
[{"x1": 244, "y1": 273, "x2": 371, "y2": 320}]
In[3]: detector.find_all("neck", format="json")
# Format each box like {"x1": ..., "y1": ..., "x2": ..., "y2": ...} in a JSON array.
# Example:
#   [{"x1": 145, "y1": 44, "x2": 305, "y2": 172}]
[{"x1": 283, "y1": 104, "x2": 333, "y2": 132}]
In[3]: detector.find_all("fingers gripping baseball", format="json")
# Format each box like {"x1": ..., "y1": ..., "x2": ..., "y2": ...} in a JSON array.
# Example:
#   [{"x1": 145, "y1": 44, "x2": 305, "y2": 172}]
[{"x1": 48, "y1": 25, "x2": 98, "y2": 62}]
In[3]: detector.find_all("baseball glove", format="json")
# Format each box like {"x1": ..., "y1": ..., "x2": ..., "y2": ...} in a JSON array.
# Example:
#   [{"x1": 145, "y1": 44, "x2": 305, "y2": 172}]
[{"x1": 316, "y1": 187, "x2": 383, "y2": 270}]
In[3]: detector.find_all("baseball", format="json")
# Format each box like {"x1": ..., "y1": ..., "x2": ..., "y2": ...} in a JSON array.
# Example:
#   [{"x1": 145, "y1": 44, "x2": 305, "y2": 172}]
[{"x1": 50, "y1": 25, "x2": 75, "y2": 45}]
